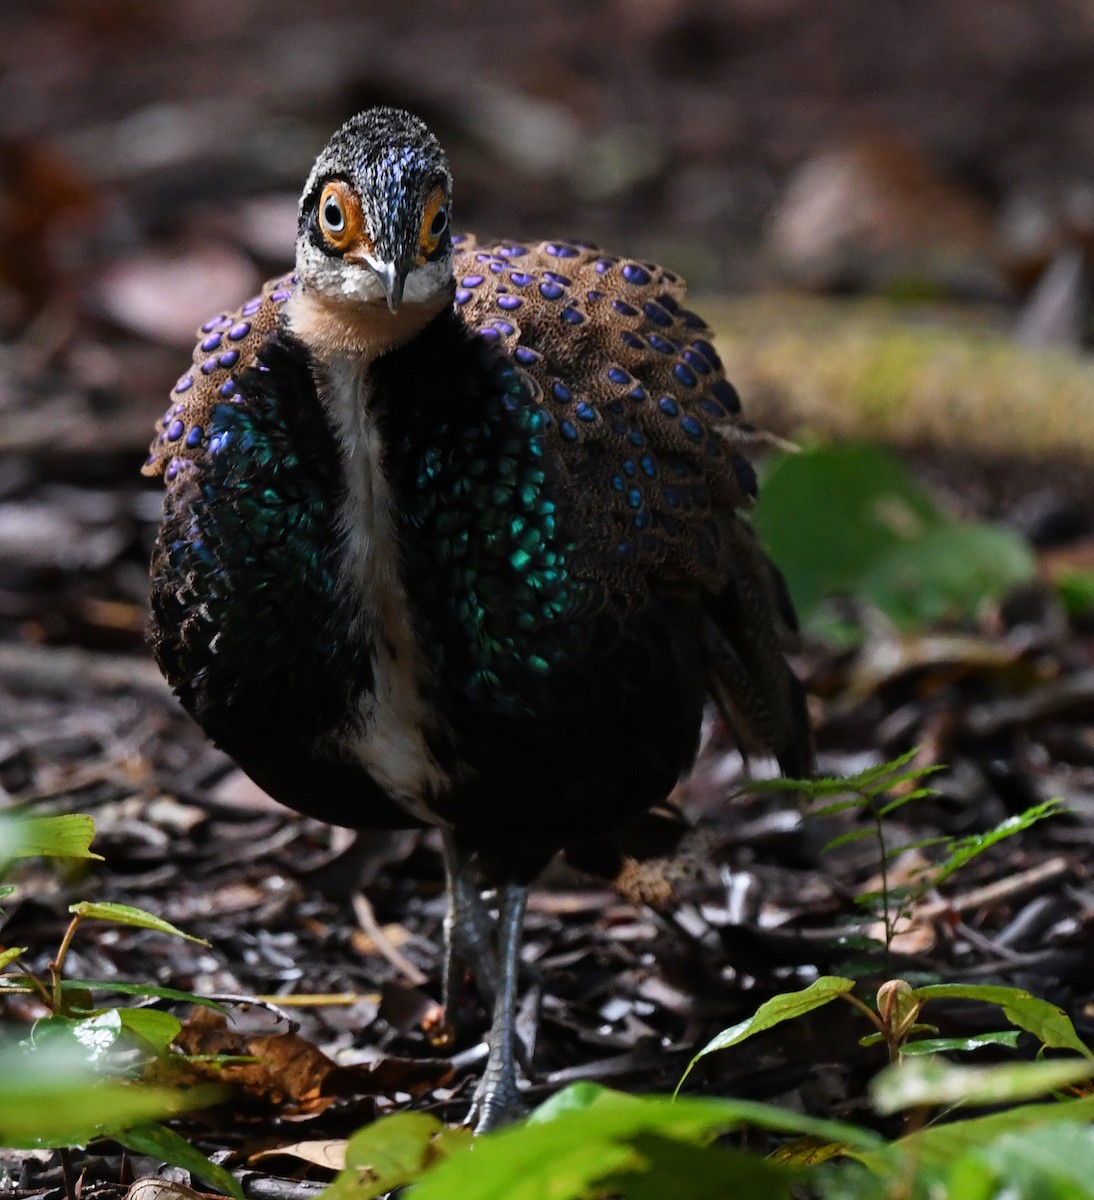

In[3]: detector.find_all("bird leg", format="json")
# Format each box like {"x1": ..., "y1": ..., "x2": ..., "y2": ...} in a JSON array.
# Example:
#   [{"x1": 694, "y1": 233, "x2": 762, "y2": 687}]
[
  {"x1": 468, "y1": 881, "x2": 529, "y2": 1132},
  {"x1": 440, "y1": 830, "x2": 499, "y2": 1018}
]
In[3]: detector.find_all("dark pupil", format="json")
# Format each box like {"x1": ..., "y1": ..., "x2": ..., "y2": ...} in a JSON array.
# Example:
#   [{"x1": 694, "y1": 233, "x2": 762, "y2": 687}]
[
  {"x1": 430, "y1": 207, "x2": 448, "y2": 237},
  {"x1": 324, "y1": 199, "x2": 343, "y2": 229}
]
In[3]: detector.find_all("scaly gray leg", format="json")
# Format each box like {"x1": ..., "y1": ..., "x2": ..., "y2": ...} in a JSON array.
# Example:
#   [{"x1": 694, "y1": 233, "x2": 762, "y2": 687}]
[
  {"x1": 468, "y1": 882, "x2": 529, "y2": 1132},
  {"x1": 440, "y1": 830, "x2": 498, "y2": 1017}
]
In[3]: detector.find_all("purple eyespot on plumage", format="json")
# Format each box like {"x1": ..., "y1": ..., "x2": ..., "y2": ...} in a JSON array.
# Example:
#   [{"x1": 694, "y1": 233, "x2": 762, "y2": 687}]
[
  {"x1": 185, "y1": 426, "x2": 203, "y2": 448},
  {"x1": 462, "y1": 274, "x2": 484, "y2": 287},
  {"x1": 674, "y1": 363, "x2": 698, "y2": 387},
  {"x1": 607, "y1": 367, "x2": 630, "y2": 385},
  {"x1": 498, "y1": 244, "x2": 528, "y2": 257},
  {"x1": 543, "y1": 272, "x2": 571, "y2": 286},
  {"x1": 586, "y1": 289, "x2": 604, "y2": 301},
  {"x1": 200, "y1": 333, "x2": 222, "y2": 352},
  {"x1": 497, "y1": 295, "x2": 522, "y2": 311},
  {"x1": 621, "y1": 263, "x2": 651, "y2": 285},
  {"x1": 493, "y1": 319, "x2": 516, "y2": 335},
  {"x1": 612, "y1": 300, "x2": 638, "y2": 318},
  {"x1": 218, "y1": 350, "x2": 240, "y2": 368},
  {"x1": 731, "y1": 454, "x2": 758, "y2": 497},
  {"x1": 510, "y1": 272, "x2": 533, "y2": 287},
  {"x1": 658, "y1": 396, "x2": 679, "y2": 417},
  {"x1": 478, "y1": 326, "x2": 500, "y2": 341},
  {"x1": 680, "y1": 416, "x2": 703, "y2": 439},
  {"x1": 165, "y1": 460, "x2": 179, "y2": 481},
  {"x1": 561, "y1": 308, "x2": 584, "y2": 324},
  {"x1": 693, "y1": 339, "x2": 722, "y2": 369},
  {"x1": 710, "y1": 379, "x2": 741, "y2": 412},
  {"x1": 683, "y1": 349, "x2": 710, "y2": 375},
  {"x1": 643, "y1": 302, "x2": 673, "y2": 327},
  {"x1": 546, "y1": 243, "x2": 579, "y2": 258},
  {"x1": 628, "y1": 385, "x2": 647, "y2": 402},
  {"x1": 552, "y1": 382, "x2": 571, "y2": 403},
  {"x1": 219, "y1": 379, "x2": 236, "y2": 398},
  {"x1": 620, "y1": 331, "x2": 644, "y2": 349},
  {"x1": 174, "y1": 374, "x2": 194, "y2": 394},
  {"x1": 680, "y1": 309, "x2": 706, "y2": 329},
  {"x1": 201, "y1": 315, "x2": 226, "y2": 333},
  {"x1": 166, "y1": 419, "x2": 184, "y2": 440},
  {"x1": 559, "y1": 420, "x2": 578, "y2": 440},
  {"x1": 539, "y1": 282, "x2": 564, "y2": 301},
  {"x1": 575, "y1": 402, "x2": 596, "y2": 421},
  {"x1": 648, "y1": 334, "x2": 674, "y2": 354},
  {"x1": 657, "y1": 293, "x2": 679, "y2": 313},
  {"x1": 241, "y1": 297, "x2": 262, "y2": 316},
  {"x1": 514, "y1": 346, "x2": 538, "y2": 364},
  {"x1": 455, "y1": 288, "x2": 471, "y2": 304},
  {"x1": 227, "y1": 321, "x2": 251, "y2": 341},
  {"x1": 200, "y1": 358, "x2": 218, "y2": 375},
  {"x1": 270, "y1": 288, "x2": 293, "y2": 303},
  {"x1": 489, "y1": 262, "x2": 505, "y2": 274}
]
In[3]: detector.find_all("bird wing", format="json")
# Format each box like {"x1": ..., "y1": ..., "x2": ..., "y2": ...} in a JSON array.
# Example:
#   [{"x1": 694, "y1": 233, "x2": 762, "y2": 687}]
[
  {"x1": 452, "y1": 235, "x2": 811, "y2": 775},
  {"x1": 142, "y1": 273, "x2": 297, "y2": 481}
]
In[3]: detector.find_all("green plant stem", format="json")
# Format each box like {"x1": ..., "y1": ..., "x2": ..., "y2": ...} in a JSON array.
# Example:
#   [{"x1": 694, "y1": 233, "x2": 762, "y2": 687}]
[{"x1": 49, "y1": 914, "x2": 82, "y2": 1013}]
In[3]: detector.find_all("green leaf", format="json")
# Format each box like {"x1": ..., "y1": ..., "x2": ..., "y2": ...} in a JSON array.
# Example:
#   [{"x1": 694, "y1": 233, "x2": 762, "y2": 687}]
[
  {"x1": 0, "y1": 814, "x2": 102, "y2": 863},
  {"x1": 901, "y1": 1031, "x2": 1021, "y2": 1055},
  {"x1": 117, "y1": 1009, "x2": 183, "y2": 1052},
  {"x1": 676, "y1": 977, "x2": 856, "y2": 1095},
  {"x1": 930, "y1": 800, "x2": 1064, "y2": 888},
  {"x1": 0, "y1": 1042, "x2": 223, "y2": 1147},
  {"x1": 68, "y1": 901, "x2": 208, "y2": 945},
  {"x1": 914, "y1": 984, "x2": 1093, "y2": 1058},
  {"x1": 596, "y1": 1133, "x2": 800, "y2": 1200},
  {"x1": 62, "y1": 978, "x2": 227, "y2": 1011},
  {"x1": 872, "y1": 1055, "x2": 1094, "y2": 1114},
  {"x1": 411, "y1": 1086, "x2": 881, "y2": 1200},
  {"x1": 121, "y1": 1123, "x2": 245, "y2": 1200},
  {"x1": 962, "y1": 1121, "x2": 1094, "y2": 1199},
  {"x1": 1055, "y1": 568, "x2": 1094, "y2": 619},
  {"x1": 0, "y1": 946, "x2": 26, "y2": 970},
  {"x1": 322, "y1": 1112, "x2": 472, "y2": 1200},
  {"x1": 890, "y1": 1093, "x2": 1094, "y2": 1172},
  {"x1": 753, "y1": 443, "x2": 1035, "y2": 630}
]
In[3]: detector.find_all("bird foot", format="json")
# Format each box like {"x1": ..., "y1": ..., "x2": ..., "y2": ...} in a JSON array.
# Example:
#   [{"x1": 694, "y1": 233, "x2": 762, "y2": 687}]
[{"x1": 467, "y1": 1070, "x2": 528, "y2": 1133}]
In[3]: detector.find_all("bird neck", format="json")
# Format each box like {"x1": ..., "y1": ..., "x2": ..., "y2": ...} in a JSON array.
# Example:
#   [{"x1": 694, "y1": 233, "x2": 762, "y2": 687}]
[{"x1": 284, "y1": 283, "x2": 452, "y2": 362}]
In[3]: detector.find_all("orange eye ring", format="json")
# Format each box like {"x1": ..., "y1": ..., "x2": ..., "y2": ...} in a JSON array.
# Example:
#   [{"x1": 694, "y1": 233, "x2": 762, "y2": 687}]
[
  {"x1": 318, "y1": 181, "x2": 363, "y2": 252},
  {"x1": 418, "y1": 187, "x2": 449, "y2": 261}
]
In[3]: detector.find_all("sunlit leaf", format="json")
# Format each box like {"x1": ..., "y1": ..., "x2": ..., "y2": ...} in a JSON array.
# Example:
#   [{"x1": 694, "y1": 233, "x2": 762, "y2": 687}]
[
  {"x1": 411, "y1": 1086, "x2": 881, "y2": 1200},
  {"x1": 901, "y1": 1031, "x2": 1021, "y2": 1055},
  {"x1": 914, "y1": 983, "x2": 1093, "y2": 1058},
  {"x1": 929, "y1": 800, "x2": 1064, "y2": 888},
  {"x1": 0, "y1": 814, "x2": 101, "y2": 863},
  {"x1": 0, "y1": 1042, "x2": 222, "y2": 1147},
  {"x1": 69, "y1": 901, "x2": 208, "y2": 945},
  {"x1": 872, "y1": 1056, "x2": 1094, "y2": 1114},
  {"x1": 322, "y1": 1112, "x2": 471, "y2": 1200},
  {"x1": 676, "y1": 977, "x2": 856, "y2": 1095}
]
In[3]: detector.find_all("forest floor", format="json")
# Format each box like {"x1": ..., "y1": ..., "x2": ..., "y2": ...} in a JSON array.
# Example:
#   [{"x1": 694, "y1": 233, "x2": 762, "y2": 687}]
[{"x1": 3, "y1": 2, "x2": 1094, "y2": 1195}]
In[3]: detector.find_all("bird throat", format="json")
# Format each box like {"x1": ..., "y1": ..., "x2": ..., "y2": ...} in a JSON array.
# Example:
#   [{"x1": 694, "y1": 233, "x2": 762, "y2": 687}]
[{"x1": 285, "y1": 285, "x2": 450, "y2": 361}]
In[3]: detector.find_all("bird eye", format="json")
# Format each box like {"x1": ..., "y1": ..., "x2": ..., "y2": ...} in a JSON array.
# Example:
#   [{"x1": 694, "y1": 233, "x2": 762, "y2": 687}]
[
  {"x1": 419, "y1": 189, "x2": 451, "y2": 261},
  {"x1": 322, "y1": 195, "x2": 345, "y2": 233},
  {"x1": 317, "y1": 181, "x2": 360, "y2": 251}
]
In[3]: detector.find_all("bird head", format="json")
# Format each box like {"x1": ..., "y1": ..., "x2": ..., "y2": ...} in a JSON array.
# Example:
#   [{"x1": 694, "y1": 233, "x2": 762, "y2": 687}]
[{"x1": 293, "y1": 108, "x2": 454, "y2": 318}]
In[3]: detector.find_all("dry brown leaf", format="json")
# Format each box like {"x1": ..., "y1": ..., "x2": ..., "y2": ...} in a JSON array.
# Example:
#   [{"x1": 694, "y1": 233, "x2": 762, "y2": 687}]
[{"x1": 249, "y1": 1139, "x2": 347, "y2": 1171}]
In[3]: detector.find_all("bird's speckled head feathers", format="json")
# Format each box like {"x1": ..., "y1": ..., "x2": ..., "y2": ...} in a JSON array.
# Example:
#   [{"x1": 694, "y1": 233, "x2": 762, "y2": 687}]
[{"x1": 293, "y1": 108, "x2": 454, "y2": 323}]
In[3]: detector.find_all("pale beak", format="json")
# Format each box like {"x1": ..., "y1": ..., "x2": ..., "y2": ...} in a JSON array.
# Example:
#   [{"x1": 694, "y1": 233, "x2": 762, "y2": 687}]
[
  {"x1": 344, "y1": 252, "x2": 407, "y2": 312},
  {"x1": 370, "y1": 259, "x2": 405, "y2": 313}
]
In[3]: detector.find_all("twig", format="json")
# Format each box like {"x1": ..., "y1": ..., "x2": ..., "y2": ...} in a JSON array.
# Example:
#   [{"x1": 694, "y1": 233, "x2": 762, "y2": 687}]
[{"x1": 352, "y1": 891, "x2": 429, "y2": 986}]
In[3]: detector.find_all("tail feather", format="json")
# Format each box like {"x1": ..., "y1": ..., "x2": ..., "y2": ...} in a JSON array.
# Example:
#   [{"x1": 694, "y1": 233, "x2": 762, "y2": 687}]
[{"x1": 705, "y1": 525, "x2": 813, "y2": 779}]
